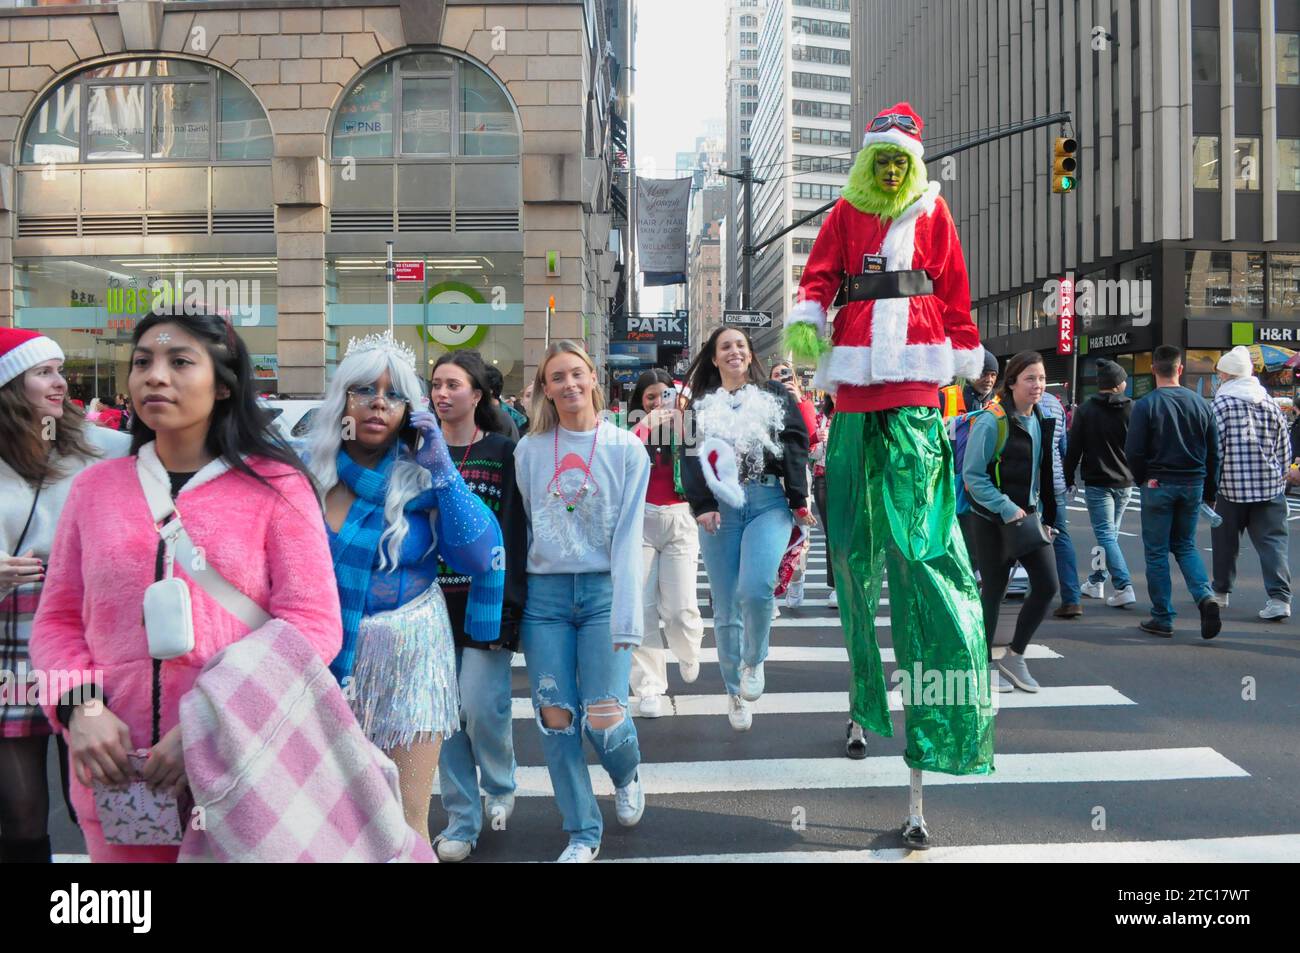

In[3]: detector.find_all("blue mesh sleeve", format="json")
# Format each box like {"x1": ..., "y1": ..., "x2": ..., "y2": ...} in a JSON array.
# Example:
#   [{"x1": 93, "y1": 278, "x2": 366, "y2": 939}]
[{"x1": 432, "y1": 468, "x2": 501, "y2": 576}]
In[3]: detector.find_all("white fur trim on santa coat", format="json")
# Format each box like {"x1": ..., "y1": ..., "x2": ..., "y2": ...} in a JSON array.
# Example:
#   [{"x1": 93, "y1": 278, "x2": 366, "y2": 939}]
[
  {"x1": 785, "y1": 298, "x2": 827, "y2": 335},
  {"x1": 697, "y1": 437, "x2": 746, "y2": 510},
  {"x1": 860, "y1": 127, "x2": 924, "y2": 161},
  {"x1": 952, "y1": 345, "x2": 985, "y2": 381},
  {"x1": 814, "y1": 342, "x2": 957, "y2": 391}
]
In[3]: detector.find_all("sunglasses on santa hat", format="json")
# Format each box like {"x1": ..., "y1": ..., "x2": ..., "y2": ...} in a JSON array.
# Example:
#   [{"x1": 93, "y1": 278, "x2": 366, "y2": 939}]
[{"x1": 869, "y1": 113, "x2": 919, "y2": 134}]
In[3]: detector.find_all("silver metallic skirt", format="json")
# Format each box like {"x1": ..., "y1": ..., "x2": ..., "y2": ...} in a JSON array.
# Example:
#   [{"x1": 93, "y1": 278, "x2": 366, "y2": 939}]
[{"x1": 350, "y1": 582, "x2": 460, "y2": 751}]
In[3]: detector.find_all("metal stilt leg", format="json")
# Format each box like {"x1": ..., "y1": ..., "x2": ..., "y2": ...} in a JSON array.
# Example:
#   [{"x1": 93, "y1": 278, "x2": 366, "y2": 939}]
[{"x1": 901, "y1": 768, "x2": 931, "y2": 850}]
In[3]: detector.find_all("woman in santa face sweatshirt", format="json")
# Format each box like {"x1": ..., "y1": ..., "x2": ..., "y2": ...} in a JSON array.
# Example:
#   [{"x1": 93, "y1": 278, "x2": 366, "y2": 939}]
[
  {"x1": 680, "y1": 328, "x2": 813, "y2": 734},
  {"x1": 514, "y1": 340, "x2": 650, "y2": 863},
  {"x1": 30, "y1": 312, "x2": 342, "y2": 863},
  {"x1": 0, "y1": 330, "x2": 130, "y2": 864}
]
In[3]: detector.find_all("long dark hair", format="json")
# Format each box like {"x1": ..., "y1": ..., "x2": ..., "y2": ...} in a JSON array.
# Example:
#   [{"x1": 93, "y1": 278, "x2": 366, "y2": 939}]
[
  {"x1": 0, "y1": 373, "x2": 100, "y2": 487},
  {"x1": 685, "y1": 326, "x2": 766, "y2": 404},
  {"x1": 432, "y1": 350, "x2": 500, "y2": 435},
  {"x1": 129, "y1": 312, "x2": 311, "y2": 489},
  {"x1": 998, "y1": 350, "x2": 1045, "y2": 411},
  {"x1": 630, "y1": 368, "x2": 673, "y2": 417}
]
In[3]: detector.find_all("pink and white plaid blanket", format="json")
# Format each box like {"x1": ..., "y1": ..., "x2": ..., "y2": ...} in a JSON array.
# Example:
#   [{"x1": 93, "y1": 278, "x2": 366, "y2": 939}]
[{"x1": 178, "y1": 619, "x2": 434, "y2": 863}]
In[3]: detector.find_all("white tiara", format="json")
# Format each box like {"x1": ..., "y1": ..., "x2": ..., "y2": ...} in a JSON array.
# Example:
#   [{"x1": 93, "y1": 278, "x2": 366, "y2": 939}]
[{"x1": 344, "y1": 330, "x2": 418, "y2": 369}]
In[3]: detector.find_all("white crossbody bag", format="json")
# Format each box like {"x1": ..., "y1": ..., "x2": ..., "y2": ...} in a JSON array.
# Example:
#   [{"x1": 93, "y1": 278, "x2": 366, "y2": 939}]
[{"x1": 137, "y1": 457, "x2": 271, "y2": 659}]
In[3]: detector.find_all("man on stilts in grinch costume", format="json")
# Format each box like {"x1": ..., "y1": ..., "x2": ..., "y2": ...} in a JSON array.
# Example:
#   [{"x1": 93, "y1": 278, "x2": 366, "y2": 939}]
[{"x1": 785, "y1": 102, "x2": 994, "y2": 849}]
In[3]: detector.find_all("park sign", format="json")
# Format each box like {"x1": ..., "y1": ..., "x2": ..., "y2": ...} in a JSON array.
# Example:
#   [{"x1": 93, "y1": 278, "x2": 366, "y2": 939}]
[
  {"x1": 613, "y1": 310, "x2": 688, "y2": 348},
  {"x1": 723, "y1": 309, "x2": 773, "y2": 329}
]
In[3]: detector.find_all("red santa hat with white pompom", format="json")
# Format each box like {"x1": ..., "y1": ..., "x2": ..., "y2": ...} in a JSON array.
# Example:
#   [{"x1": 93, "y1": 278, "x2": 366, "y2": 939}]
[
  {"x1": 860, "y1": 102, "x2": 925, "y2": 161},
  {"x1": 0, "y1": 328, "x2": 64, "y2": 389}
]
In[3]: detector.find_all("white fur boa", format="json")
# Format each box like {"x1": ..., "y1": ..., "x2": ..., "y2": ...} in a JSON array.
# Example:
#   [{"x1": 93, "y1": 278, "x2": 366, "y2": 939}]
[{"x1": 692, "y1": 384, "x2": 787, "y2": 487}]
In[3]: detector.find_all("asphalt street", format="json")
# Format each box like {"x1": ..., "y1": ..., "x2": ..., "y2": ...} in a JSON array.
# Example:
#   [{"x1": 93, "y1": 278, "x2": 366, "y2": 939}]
[{"x1": 47, "y1": 492, "x2": 1300, "y2": 862}]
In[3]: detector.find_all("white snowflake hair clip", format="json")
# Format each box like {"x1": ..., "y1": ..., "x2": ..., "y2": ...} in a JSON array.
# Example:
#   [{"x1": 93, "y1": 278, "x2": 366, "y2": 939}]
[{"x1": 344, "y1": 330, "x2": 418, "y2": 370}]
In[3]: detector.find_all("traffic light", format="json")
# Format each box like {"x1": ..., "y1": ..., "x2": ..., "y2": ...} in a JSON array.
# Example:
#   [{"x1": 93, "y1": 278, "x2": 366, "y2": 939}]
[{"x1": 1052, "y1": 137, "x2": 1078, "y2": 193}]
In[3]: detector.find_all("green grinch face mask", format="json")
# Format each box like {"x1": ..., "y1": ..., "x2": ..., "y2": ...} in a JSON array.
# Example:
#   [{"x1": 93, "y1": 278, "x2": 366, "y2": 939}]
[
  {"x1": 841, "y1": 143, "x2": 929, "y2": 220},
  {"x1": 874, "y1": 150, "x2": 911, "y2": 194}
]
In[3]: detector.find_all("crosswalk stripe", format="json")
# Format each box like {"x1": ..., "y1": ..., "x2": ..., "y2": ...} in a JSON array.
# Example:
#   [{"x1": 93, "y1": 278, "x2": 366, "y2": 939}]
[
  {"x1": 509, "y1": 685, "x2": 1128, "y2": 720},
  {"x1": 509, "y1": 643, "x2": 1063, "y2": 668},
  {"x1": 607, "y1": 833, "x2": 1300, "y2": 864},
  {"x1": 704, "y1": 616, "x2": 858, "y2": 628},
  {"x1": 509, "y1": 747, "x2": 1249, "y2": 796}
]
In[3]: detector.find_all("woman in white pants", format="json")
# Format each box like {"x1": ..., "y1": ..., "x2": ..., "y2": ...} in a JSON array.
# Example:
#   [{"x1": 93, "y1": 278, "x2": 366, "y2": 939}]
[{"x1": 628, "y1": 369, "x2": 704, "y2": 717}]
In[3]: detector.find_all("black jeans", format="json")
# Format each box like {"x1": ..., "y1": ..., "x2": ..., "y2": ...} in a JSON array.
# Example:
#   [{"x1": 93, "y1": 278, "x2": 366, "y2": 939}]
[
  {"x1": 813, "y1": 473, "x2": 834, "y2": 590},
  {"x1": 971, "y1": 514, "x2": 1059, "y2": 659}
]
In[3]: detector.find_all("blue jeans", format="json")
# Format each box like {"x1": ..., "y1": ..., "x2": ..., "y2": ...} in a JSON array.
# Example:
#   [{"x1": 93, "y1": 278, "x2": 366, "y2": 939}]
[
  {"x1": 520, "y1": 572, "x2": 640, "y2": 849},
  {"x1": 1084, "y1": 485, "x2": 1133, "y2": 590},
  {"x1": 437, "y1": 646, "x2": 518, "y2": 844},
  {"x1": 1140, "y1": 483, "x2": 1213, "y2": 625},
  {"x1": 1051, "y1": 502, "x2": 1080, "y2": 605},
  {"x1": 696, "y1": 482, "x2": 794, "y2": 696}
]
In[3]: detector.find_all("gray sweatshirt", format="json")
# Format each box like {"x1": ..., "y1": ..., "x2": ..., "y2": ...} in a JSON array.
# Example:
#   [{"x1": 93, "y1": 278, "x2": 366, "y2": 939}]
[{"x1": 515, "y1": 421, "x2": 651, "y2": 644}]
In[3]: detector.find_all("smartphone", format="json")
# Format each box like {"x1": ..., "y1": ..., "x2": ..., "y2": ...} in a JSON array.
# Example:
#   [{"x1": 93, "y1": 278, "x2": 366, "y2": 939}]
[
  {"x1": 661, "y1": 387, "x2": 676, "y2": 406},
  {"x1": 776, "y1": 366, "x2": 794, "y2": 383}
]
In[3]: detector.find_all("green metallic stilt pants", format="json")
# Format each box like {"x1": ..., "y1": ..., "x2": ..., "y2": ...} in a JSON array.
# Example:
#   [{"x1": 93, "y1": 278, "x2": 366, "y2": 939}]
[{"x1": 827, "y1": 407, "x2": 994, "y2": 776}]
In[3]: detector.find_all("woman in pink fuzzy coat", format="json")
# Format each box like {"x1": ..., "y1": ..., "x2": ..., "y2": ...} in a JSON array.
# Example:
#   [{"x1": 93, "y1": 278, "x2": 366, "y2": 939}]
[{"x1": 30, "y1": 311, "x2": 342, "y2": 862}]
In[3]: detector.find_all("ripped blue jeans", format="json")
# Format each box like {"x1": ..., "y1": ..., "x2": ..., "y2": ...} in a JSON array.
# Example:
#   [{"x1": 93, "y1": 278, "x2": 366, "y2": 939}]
[{"x1": 520, "y1": 572, "x2": 640, "y2": 849}]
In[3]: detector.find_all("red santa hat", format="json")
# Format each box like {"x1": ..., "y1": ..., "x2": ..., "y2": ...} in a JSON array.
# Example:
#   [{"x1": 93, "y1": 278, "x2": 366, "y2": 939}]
[
  {"x1": 0, "y1": 328, "x2": 64, "y2": 389},
  {"x1": 861, "y1": 102, "x2": 925, "y2": 161}
]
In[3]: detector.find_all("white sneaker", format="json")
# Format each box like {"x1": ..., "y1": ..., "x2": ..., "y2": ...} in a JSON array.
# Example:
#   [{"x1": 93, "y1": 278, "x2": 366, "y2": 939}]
[
  {"x1": 739, "y1": 662, "x2": 765, "y2": 701},
  {"x1": 556, "y1": 843, "x2": 599, "y2": 863},
  {"x1": 638, "y1": 694, "x2": 664, "y2": 718},
  {"x1": 771, "y1": 603, "x2": 781, "y2": 620},
  {"x1": 827, "y1": 588, "x2": 838, "y2": 609},
  {"x1": 434, "y1": 836, "x2": 473, "y2": 862},
  {"x1": 1106, "y1": 585, "x2": 1137, "y2": 608},
  {"x1": 727, "y1": 694, "x2": 752, "y2": 731},
  {"x1": 485, "y1": 793, "x2": 515, "y2": 827},
  {"x1": 786, "y1": 577, "x2": 805, "y2": 607},
  {"x1": 1259, "y1": 599, "x2": 1291, "y2": 621},
  {"x1": 615, "y1": 774, "x2": 645, "y2": 827},
  {"x1": 678, "y1": 659, "x2": 700, "y2": 684},
  {"x1": 1209, "y1": 592, "x2": 1230, "y2": 608},
  {"x1": 1081, "y1": 580, "x2": 1105, "y2": 599}
]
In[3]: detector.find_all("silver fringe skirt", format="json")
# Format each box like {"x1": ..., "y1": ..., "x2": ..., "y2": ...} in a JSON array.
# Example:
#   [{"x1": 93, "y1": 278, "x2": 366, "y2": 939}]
[{"x1": 350, "y1": 582, "x2": 460, "y2": 751}]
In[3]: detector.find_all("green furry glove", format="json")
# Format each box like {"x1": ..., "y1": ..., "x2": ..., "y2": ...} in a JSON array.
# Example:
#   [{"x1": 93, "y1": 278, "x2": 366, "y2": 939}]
[{"x1": 783, "y1": 321, "x2": 833, "y2": 363}]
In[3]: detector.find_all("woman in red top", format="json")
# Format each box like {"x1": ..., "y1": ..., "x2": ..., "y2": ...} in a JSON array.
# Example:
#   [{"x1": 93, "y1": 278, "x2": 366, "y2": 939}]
[{"x1": 627, "y1": 369, "x2": 704, "y2": 717}]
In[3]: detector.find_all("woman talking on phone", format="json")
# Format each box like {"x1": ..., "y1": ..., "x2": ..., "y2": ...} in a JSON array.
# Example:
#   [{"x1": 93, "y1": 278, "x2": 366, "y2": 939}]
[
  {"x1": 682, "y1": 328, "x2": 812, "y2": 732},
  {"x1": 962, "y1": 350, "x2": 1058, "y2": 694}
]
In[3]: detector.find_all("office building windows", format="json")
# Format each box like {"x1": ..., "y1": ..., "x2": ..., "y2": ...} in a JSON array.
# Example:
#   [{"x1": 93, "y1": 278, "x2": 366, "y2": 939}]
[{"x1": 1192, "y1": 28, "x2": 1218, "y2": 83}]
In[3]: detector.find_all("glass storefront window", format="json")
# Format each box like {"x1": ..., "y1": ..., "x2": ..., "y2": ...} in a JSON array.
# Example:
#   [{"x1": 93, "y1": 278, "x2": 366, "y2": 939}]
[
  {"x1": 1272, "y1": 254, "x2": 1300, "y2": 321},
  {"x1": 1185, "y1": 251, "x2": 1265, "y2": 319},
  {"x1": 21, "y1": 84, "x2": 79, "y2": 165},
  {"x1": 1280, "y1": 139, "x2": 1300, "y2": 192},
  {"x1": 1234, "y1": 31, "x2": 1260, "y2": 84},
  {"x1": 217, "y1": 73, "x2": 272, "y2": 159},
  {"x1": 87, "y1": 84, "x2": 146, "y2": 160},
  {"x1": 333, "y1": 62, "x2": 395, "y2": 158},
  {"x1": 13, "y1": 255, "x2": 280, "y2": 400},
  {"x1": 402, "y1": 77, "x2": 453, "y2": 155},
  {"x1": 1184, "y1": 350, "x2": 1222, "y2": 400},
  {"x1": 151, "y1": 82, "x2": 211, "y2": 159},
  {"x1": 461, "y1": 67, "x2": 517, "y2": 157}
]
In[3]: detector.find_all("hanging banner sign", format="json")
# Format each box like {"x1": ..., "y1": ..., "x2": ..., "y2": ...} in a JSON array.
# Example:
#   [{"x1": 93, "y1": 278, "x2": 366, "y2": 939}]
[
  {"x1": 636, "y1": 176, "x2": 692, "y2": 286},
  {"x1": 1057, "y1": 276, "x2": 1075, "y2": 355}
]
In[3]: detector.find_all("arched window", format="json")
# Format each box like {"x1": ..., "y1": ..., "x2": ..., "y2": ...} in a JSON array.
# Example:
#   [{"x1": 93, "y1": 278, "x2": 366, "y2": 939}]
[
  {"x1": 20, "y1": 58, "x2": 271, "y2": 165},
  {"x1": 331, "y1": 52, "x2": 519, "y2": 160}
]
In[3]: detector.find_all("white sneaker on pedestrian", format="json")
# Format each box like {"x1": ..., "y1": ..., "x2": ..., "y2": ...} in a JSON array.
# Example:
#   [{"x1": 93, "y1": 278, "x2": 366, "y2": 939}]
[
  {"x1": 1106, "y1": 585, "x2": 1137, "y2": 608},
  {"x1": 615, "y1": 773, "x2": 645, "y2": 827},
  {"x1": 1259, "y1": 599, "x2": 1291, "y2": 621},
  {"x1": 434, "y1": 836, "x2": 473, "y2": 863},
  {"x1": 1080, "y1": 580, "x2": 1105, "y2": 599},
  {"x1": 485, "y1": 793, "x2": 515, "y2": 828},
  {"x1": 638, "y1": 694, "x2": 664, "y2": 718},
  {"x1": 739, "y1": 662, "x2": 765, "y2": 701},
  {"x1": 771, "y1": 602, "x2": 781, "y2": 620},
  {"x1": 678, "y1": 659, "x2": 700, "y2": 683},
  {"x1": 786, "y1": 577, "x2": 805, "y2": 607},
  {"x1": 727, "y1": 694, "x2": 753, "y2": 731},
  {"x1": 989, "y1": 663, "x2": 1013, "y2": 693},
  {"x1": 1209, "y1": 591, "x2": 1230, "y2": 608},
  {"x1": 827, "y1": 588, "x2": 838, "y2": 609},
  {"x1": 556, "y1": 843, "x2": 599, "y2": 863}
]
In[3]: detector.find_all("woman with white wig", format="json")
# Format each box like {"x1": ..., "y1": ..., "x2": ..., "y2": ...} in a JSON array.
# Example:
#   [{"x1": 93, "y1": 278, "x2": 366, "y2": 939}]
[{"x1": 304, "y1": 331, "x2": 504, "y2": 842}]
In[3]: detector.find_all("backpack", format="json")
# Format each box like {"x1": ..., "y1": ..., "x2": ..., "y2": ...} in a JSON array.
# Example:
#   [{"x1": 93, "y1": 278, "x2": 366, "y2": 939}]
[{"x1": 947, "y1": 400, "x2": 1009, "y2": 515}]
